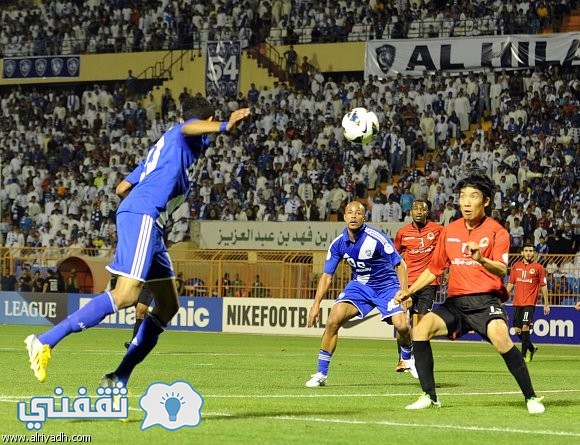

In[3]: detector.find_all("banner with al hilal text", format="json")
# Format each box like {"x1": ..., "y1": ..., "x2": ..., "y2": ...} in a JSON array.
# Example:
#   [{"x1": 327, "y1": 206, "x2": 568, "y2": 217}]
[
  {"x1": 365, "y1": 33, "x2": 580, "y2": 77},
  {"x1": 205, "y1": 41, "x2": 240, "y2": 98}
]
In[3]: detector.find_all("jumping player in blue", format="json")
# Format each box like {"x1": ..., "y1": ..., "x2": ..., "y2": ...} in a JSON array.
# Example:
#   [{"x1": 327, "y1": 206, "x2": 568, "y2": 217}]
[
  {"x1": 306, "y1": 200, "x2": 417, "y2": 387},
  {"x1": 25, "y1": 96, "x2": 250, "y2": 386}
]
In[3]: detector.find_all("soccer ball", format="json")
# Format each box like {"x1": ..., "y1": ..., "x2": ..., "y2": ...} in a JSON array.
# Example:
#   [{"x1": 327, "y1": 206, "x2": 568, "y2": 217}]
[{"x1": 342, "y1": 107, "x2": 379, "y2": 145}]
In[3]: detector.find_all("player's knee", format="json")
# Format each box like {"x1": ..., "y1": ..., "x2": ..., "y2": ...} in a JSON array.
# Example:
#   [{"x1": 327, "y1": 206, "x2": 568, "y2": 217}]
[
  {"x1": 411, "y1": 323, "x2": 427, "y2": 340},
  {"x1": 153, "y1": 301, "x2": 179, "y2": 325},
  {"x1": 491, "y1": 336, "x2": 513, "y2": 354},
  {"x1": 111, "y1": 290, "x2": 139, "y2": 309},
  {"x1": 324, "y1": 317, "x2": 342, "y2": 334},
  {"x1": 488, "y1": 322, "x2": 513, "y2": 353},
  {"x1": 411, "y1": 315, "x2": 439, "y2": 340},
  {"x1": 392, "y1": 316, "x2": 411, "y2": 334}
]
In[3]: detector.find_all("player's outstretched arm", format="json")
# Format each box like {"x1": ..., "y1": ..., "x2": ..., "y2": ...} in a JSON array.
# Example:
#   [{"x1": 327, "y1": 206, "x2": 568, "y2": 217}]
[
  {"x1": 505, "y1": 282, "x2": 514, "y2": 295},
  {"x1": 181, "y1": 108, "x2": 250, "y2": 136},
  {"x1": 116, "y1": 180, "x2": 133, "y2": 199},
  {"x1": 541, "y1": 285, "x2": 550, "y2": 315},
  {"x1": 308, "y1": 273, "x2": 333, "y2": 327},
  {"x1": 395, "y1": 259, "x2": 408, "y2": 291}
]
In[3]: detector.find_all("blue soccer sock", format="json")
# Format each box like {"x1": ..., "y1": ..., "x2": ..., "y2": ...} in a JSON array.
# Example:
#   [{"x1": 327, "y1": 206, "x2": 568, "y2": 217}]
[
  {"x1": 114, "y1": 314, "x2": 165, "y2": 386},
  {"x1": 39, "y1": 292, "x2": 117, "y2": 348},
  {"x1": 317, "y1": 349, "x2": 332, "y2": 376},
  {"x1": 400, "y1": 344, "x2": 413, "y2": 361}
]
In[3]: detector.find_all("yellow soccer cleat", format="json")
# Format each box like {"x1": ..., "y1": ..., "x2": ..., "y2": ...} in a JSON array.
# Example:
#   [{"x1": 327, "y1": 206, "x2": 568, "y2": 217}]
[{"x1": 25, "y1": 335, "x2": 52, "y2": 383}]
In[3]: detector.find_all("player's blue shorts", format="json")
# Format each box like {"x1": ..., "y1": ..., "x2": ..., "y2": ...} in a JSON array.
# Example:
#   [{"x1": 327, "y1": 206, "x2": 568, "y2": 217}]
[
  {"x1": 336, "y1": 280, "x2": 403, "y2": 320},
  {"x1": 106, "y1": 212, "x2": 174, "y2": 282}
]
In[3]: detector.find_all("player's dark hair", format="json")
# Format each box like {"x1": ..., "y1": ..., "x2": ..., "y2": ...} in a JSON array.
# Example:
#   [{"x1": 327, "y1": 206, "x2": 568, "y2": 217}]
[
  {"x1": 414, "y1": 199, "x2": 432, "y2": 212},
  {"x1": 523, "y1": 242, "x2": 534, "y2": 249},
  {"x1": 455, "y1": 173, "x2": 496, "y2": 201},
  {"x1": 182, "y1": 95, "x2": 215, "y2": 121}
]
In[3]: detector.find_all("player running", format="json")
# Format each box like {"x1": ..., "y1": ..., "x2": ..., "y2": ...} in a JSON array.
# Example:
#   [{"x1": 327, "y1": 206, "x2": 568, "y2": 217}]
[
  {"x1": 506, "y1": 243, "x2": 550, "y2": 362},
  {"x1": 305, "y1": 200, "x2": 417, "y2": 387},
  {"x1": 393, "y1": 199, "x2": 443, "y2": 373},
  {"x1": 25, "y1": 96, "x2": 249, "y2": 387},
  {"x1": 395, "y1": 173, "x2": 545, "y2": 414}
]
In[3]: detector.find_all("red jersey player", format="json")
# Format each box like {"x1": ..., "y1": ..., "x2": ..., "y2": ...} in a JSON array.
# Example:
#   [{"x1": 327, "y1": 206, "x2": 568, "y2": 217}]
[
  {"x1": 506, "y1": 243, "x2": 550, "y2": 362},
  {"x1": 395, "y1": 173, "x2": 545, "y2": 414},
  {"x1": 394, "y1": 199, "x2": 443, "y2": 373}
]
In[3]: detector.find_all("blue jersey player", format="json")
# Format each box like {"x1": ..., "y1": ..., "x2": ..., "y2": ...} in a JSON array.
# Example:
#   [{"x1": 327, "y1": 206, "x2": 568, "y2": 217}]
[
  {"x1": 306, "y1": 201, "x2": 417, "y2": 387},
  {"x1": 25, "y1": 96, "x2": 250, "y2": 386}
]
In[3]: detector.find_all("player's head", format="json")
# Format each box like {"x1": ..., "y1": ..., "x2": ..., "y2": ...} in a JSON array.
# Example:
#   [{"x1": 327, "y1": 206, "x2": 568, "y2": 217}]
[
  {"x1": 521, "y1": 242, "x2": 535, "y2": 262},
  {"x1": 344, "y1": 201, "x2": 366, "y2": 232},
  {"x1": 456, "y1": 173, "x2": 496, "y2": 220},
  {"x1": 181, "y1": 96, "x2": 215, "y2": 121},
  {"x1": 410, "y1": 199, "x2": 430, "y2": 227}
]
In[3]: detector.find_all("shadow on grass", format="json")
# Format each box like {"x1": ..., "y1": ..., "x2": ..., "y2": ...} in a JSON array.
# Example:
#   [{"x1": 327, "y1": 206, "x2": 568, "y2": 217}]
[
  {"x1": 439, "y1": 369, "x2": 511, "y2": 374},
  {"x1": 443, "y1": 396, "x2": 580, "y2": 410},
  {"x1": 203, "y1": 409, "x2": 361, "y2": 421}
]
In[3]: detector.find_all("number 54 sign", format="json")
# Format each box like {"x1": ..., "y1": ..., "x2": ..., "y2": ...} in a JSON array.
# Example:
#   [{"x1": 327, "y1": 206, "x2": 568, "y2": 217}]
[{"x1": 205, "y1": 41, "x2": 241, "y2": 98}]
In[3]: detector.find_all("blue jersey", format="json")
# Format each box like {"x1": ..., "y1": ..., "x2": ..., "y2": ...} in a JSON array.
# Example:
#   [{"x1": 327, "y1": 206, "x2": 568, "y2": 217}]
[
  {"x1": 324, "y1": 224, "x2": 402, "y2": 292},
  {"x1": 118, "y1": 119, "x2": 209, "y2": 227}
]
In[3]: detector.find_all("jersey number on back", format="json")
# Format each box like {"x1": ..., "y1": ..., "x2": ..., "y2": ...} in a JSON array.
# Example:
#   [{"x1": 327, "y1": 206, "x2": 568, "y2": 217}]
[{"x1": 139, "y1": 135, "x2": 165, "y2": 182}]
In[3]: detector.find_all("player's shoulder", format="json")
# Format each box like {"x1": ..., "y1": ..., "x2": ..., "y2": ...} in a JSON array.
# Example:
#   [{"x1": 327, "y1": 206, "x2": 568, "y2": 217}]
[
  {"x1": 532, "y1": 261, "x2": 546, "y2": 270},
  {"x1": 426, "y1": 221, "x2": 444, "y2": 232},
  {"x1": 445, "y1": 218, "x2": 464, "y2": 232},
  {"x1": 364, "y1": 225, "x2": 391, "y2": 243},
  {"x1": 484, "y1": 216, "x2": 506, "y2": 232},
  {"x1": 328, "y1": 232, "x2": 345, "y2": 250},
  {"x1": 396, "y1": 222, "x2": 415, "y2": 236}
]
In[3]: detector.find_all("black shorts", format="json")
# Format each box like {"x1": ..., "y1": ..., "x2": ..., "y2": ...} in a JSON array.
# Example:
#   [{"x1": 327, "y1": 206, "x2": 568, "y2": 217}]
[
  {"x1": 513, "y1": 305, "x2": 536, "y2": 328},
  {"x1": 412, "y1": 286, "x2": 437, "y2": 315},
  {"x1": 137, "y1": 284, "x2": 154, "y2": 306},
  {"x1": 434, "y1": 293, "x2": 508, "y2": 342}
]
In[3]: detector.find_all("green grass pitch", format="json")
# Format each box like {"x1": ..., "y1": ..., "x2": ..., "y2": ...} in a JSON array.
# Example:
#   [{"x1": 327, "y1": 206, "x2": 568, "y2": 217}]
[{"x1": 1, "y1": 325, "x2": 579, "y2": 444}]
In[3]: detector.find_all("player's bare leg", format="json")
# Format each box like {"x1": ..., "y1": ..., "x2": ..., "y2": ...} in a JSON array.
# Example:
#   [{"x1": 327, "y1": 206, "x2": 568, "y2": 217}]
[
  {"x1": 306, "y1": 302, "x2": 359, "y2": 387},
  {"x1": 392, "y1": 312, "x2": 418, "y2": 378},
  {"x1": 104, "y1": 279, "x2": 179, "y2": 388}
]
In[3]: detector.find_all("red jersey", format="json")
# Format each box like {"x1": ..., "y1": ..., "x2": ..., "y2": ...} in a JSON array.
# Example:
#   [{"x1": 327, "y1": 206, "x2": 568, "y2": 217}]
[
  {"x1": 428, "y1": 216, "x2": 510, "y2": 299},
  {"x1": 395, "y1": 220, "x2": 444, "y2": 285},
  {"x1": 509, "y1": 261, "x2": 547, "y2": 306}
]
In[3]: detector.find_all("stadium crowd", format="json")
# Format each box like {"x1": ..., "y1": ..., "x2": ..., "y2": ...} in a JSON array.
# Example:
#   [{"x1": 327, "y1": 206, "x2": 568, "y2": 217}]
[
  {"x1": 0, "y1": 0, "x2": 573, "y2": 56},
  {"x1": 0, "y1": 0, "x2": 578, "y2": 295},
  {"x1": 2, "y1": 66, "x2": 578, "y2": 253}
]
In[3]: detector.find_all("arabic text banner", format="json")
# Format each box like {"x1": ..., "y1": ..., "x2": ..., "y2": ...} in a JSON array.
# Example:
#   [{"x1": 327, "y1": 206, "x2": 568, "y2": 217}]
[
  {"x1": 366, "y1": 33, "x2": 580, "y2": 77},
  {"x1": 198, "y1": 221, "x2": 405, "y2": 250}
]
